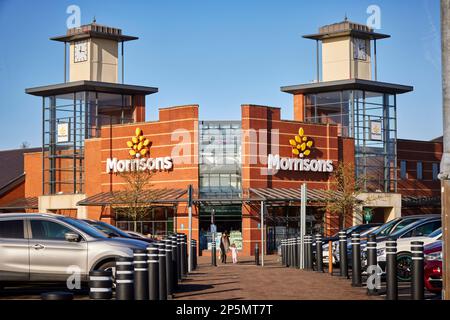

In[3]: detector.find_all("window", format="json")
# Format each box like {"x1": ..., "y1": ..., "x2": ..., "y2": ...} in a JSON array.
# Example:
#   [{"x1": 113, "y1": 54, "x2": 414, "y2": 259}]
[
  {"x1": 400, "y1": 161, "x2": 407, "y2": 179},
  {"x1": 0, "y1": 220, "x2": 24, "y2": 239},
  {"x1": 433, "y1": 163, "x2": 439, "y2": 181},
  {"x1": 402, "y1": 221, "x2": 442, "y2": 238},
  {"x1": 417, "y1": 162, "x2": 423, "y2": 180},
  {"x1": 31, "y1": 220, "x2": 73, "y2": 240}
]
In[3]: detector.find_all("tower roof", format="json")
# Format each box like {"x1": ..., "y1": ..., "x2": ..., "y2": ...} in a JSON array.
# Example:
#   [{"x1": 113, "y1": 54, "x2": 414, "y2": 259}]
[
  {"x1": 303, "y1": 20, "x2": 390, "y2": 41},
  {"x1": 50, "y1": 22, "x2": 138, "y2": 43}
]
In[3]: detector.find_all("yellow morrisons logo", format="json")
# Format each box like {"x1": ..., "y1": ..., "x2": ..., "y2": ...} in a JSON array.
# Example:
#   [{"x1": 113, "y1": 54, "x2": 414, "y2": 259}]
[
  {"x1": 126, "y1": 127, "x2": 151, "y2": 158},
  {"x1": 289, "y1": 127, "x2": 313, "y2": 158}
]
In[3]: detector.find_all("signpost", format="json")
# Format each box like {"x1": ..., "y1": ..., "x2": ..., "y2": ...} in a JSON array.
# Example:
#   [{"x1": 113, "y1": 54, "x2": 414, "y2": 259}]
[
  {"x1": 299, "y1": 183, "x2": 307, "y2": 269},
  {"x1": 187, "y1": 184, "x2": 193, "y2": 273}
]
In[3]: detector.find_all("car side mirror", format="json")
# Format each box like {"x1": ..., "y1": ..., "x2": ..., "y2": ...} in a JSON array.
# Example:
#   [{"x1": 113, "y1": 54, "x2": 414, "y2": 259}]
[{"x1": 65, "y1": 232, "x2": 81, "y2": 242}]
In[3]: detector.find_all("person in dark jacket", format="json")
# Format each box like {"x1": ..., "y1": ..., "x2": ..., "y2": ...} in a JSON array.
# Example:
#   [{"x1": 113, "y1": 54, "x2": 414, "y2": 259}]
[{"x1": 220, "y1": 231, "x2": 230, "y2": 264}]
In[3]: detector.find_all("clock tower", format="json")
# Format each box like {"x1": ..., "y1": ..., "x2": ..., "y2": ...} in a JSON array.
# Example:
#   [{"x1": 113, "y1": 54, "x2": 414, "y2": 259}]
[
  {"x1": 303, "y1": 20, "x2": 390, "y2": 82},
  {"x1": 51, "y1": 21, "x2": 138, "y2": 83}
]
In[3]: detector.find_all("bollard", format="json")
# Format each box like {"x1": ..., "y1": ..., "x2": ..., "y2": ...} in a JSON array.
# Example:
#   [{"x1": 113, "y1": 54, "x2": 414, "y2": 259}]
[
  {"x1": 156, "y1": 242, "x2": 167, "y2": 300},
  {"x1": 193, "y1": 239, "x2": 198, "y2": 270},
  {"x1": 366, "y1": 234, "x2": 378, "y2": 295},
  {"x1": 288, "y1": 238, "x2": 293, "y2": 268},
  {"x1": 211, "y1": 234, "x2": 217, "y2": 266},
  {"x1": 133, "y1": 249, "x2": 149, "y2": 300},
  {"x1": 295, "y1": 236, "x2": 300, "y2": 268},
  {"x1": 255, "y1": 243, "x2": 260, "y2": 265},
  {"x1": 89, "y1": 270, "x2": 113, "y2": 300},
  {"x1": 385, "y1": 238, "x2": 398, "y2": 300},
  {"x1": 191, "y1": 239, "x2": 196, "y2": 270},
  {"x1": 315, "y1": 234, "x2": 323, "y2": 273},
  {"x1": 296, "y1": 236, "x2": 301, "y2": 269},
  {"x1": 170, "y1": 235, "x2": 178, "y2": 289},
  {"x1": 115, "y1": 257, "x2": 134, "y2": 300},
  {"x1": 338, "y1": 231, "x2": 348, "y2": 278},
  {"x1": 147, "y1": 245, "x2": 159, "y2": 301},
  {"x1": 177, "y1": 234, "x2": 183, "y2": 278},
  {"x1": 305, "y1": 235, "x2": 313, "y2": 270},
  {"x1": 182, "y1": 234, "x2": 188, "y2": 277},
  {"x1": 281, "y1": 239, "x2": 286, "y2": 266},
  {"x1": 180, "y1": 234, "x2": 187, "y2": 277},
  {"x1": 411, "y1": 241, "x2": 424, "y2": 300},
  {"x1": 164, "y1": 238, "x2": 174, "y2": 297},
  {"x1": 351, "y1": 233, "x2": 362, "y2": 287}
]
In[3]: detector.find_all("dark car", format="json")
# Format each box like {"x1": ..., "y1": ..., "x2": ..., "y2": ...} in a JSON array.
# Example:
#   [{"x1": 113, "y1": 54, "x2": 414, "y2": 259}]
[
  {"x1": 424, "y1": 240, "x2": 442, "y2": 294},
  {"x1": 82, "y1": 219, "x2": 154, "y2": 243}
]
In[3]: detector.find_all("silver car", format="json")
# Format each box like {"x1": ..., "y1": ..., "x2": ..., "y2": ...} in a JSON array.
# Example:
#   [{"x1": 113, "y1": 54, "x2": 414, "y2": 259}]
[{"x1": 0, "y1": 213, "x2": 148, "y2": 287}]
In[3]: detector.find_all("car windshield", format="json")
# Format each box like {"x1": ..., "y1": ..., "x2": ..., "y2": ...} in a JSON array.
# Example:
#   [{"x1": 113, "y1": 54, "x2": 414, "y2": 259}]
[
  {"x1": 90, "y1": 221, "x2": 130, "y2": 238},
  {"x1": 372, "y1": 218, "x2": 401, "y2": 236},
  {"x1": 428, "y1": 227, "x2": 442, "y2": 238},
  {"x1": 361, "y1": 226, "x2": 379, "y2": 236},
  {"x1": 59, "y1": 217, "x2": 109, "y2": 238},
  {"x1": 389, "y1": 219, "x2": 419, "y2": 234}
]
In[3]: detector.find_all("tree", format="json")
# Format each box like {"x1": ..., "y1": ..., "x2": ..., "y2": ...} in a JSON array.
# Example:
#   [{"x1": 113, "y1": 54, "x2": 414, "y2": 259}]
[
  {"x1": 322, "y1": 162, "x2": 365, "y2": 230},
  {"x1": 112, "y1": 170, "x2": 154, "y2": 232}
]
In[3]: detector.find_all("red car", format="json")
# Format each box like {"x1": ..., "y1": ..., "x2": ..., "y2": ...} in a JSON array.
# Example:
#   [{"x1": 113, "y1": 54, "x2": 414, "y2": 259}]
[{"x1": 424, "y1": 240, "x2": 442, "y2": 294}]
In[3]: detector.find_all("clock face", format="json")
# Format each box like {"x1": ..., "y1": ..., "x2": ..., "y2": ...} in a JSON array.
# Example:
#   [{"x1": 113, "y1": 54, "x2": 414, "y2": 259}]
[
  {"x1": 353, "y1": 38, "x2": 367, "y2": 61},
  {"x1": 74, "y1": 41, "x2": 88, "y2": 63}
]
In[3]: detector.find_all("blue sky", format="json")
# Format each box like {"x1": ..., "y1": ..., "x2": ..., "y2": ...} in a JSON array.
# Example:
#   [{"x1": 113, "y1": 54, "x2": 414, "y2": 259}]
[{"x1": 0, "y1": 0, "x2": 442, "y2": 150}]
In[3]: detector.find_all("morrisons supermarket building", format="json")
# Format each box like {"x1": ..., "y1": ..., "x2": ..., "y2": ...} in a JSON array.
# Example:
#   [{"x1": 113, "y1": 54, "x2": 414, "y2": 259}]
[{"x1": 0, "y1": 20, "x2": 443, "y2": 255}]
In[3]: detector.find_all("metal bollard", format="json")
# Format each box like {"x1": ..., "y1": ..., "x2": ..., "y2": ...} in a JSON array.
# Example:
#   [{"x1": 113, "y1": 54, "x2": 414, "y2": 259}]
[
  {"x1": 190, "y1": 239, "x2": 196, "y2": 270},
  {"x1": 288, "y1": 238, "x2": 293, "y2": 268},
  {"x1": 294, "y1": 237, "x2": 299, "y2": 268},
  {"x1": 338, "y1": 231, "x2": 348, "y2": 278},
  {"x1": 182, "y1": 234, "x2": 188, "y2": 276},
  {"x1": 351, "y1": 233, "x2": 362, "y2": 287},
  {"x1": 177, "y1": 234, "x2": 183, "y2": 278},
  {"x1": 133, "y1": 249, "x2": 149, "y2": 300},
  {"x1": 296, "y1": 237, "x2": 301, "y2": 269},
  {"x1": 411, "y1": 241, "x2": 424, "y2": 300},
  {"x1": 255, "y1": 243, "x2": 260, "y2": 265},
  {"x1": 147, "y1": 244, "x2": 159, "y2": 301},
  {"x1": 315, "y1": 234, "x2": 323, "y2": 273},
  {"x1": 89, "y1": 270, "x2": 112, "y2": 300},
  {"x1": 193, "y1": 239, "x2": 198, "y2": 270},
  {"x1": 156, "y1": 242, "x2": 167, "y2": 300},
  {"x1": 366, "y1": 234, "x2": 378, "y2": 295},
  {"x1": 211, "y1": 235, "x2": 217, "y2": 266},
  {"x1": 164, "y1": 238, "x2": 173, "y2": 297},
  {"x1": 281, "y1": 239, "x2": 286, "y2": 266},
  {"x1": 115, "y1": 257, "x2": 134, "y2": 300},
  {"x1": 180, "y1": 234, "x2": 187, "y2": 277},
  {"x1": 385, "y1": 238, "x2": 398, "y2": 300},
  {"x1": 305, "y1": 235, "x2": 313, "y2": 270},
  {"x1": 170, "y1": 235, "x2": 178, "y2": 289}
]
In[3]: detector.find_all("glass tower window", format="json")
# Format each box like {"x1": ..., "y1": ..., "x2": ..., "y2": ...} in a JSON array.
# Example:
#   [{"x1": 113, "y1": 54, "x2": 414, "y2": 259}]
[{"x1": 305, "y1": 90, "x2": 397, "y2": 192}]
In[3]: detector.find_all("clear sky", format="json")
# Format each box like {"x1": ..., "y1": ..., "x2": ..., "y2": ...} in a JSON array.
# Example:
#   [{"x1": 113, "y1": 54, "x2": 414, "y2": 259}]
[{"x1": 0, "y1": 0, "x2": 443, "y2": 150}]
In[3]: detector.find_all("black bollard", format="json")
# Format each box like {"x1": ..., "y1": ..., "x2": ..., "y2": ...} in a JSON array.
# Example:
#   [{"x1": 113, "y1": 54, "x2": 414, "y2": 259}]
[
  {"x1": 115, "y1": 257, "x2": 134, "y2": 300},
  {"x1": 180, "y1": 234, "x2": 187, "y2": 278},
  {"x1": 385, "y1": 239, "x2": 398, "y2": 300},
  {"x1": 306, "y1": 235, "x2": 314, "y2": 270},
  {"x1": 164, "y1": 239, "x2": 173, "y2": 297},
  {"x1": 351, "y1": 233, "x2": 362, "y2": 287},
  {"x1": 315, "y1": 234, "x2": 323, "y2": 273},
  {"x1": 192, "y1": 239, "x2": 198, "y2": 270},
  {"x1": 89, "y1": 270, "x2": 112, "y2": 300},
  {"x1": 255, "y1": 243, "x2": 260, "y2": 265},
  {"x1": 156, "y1": 242, "x2": 167, "y2": 300},
  {"x1": 294, "y1": 237, "x2": 299, "y2": 268},
  {"x1": 281, "y1": 239, "x2": 285, "y2": 266},
  {"x1": 170, "y1": 235, "x2": 178, "y2": 289},
  {"x1": 297, "y1": 236, "x2": 302, "y2": 269},
  {"x1": 211, "y1": 234, "x2": 217, "y2": 266},
  {"x1": 133, "y1": 249, "x2": 149, "y2": 300},
  {"x1": 288, "y1": 238, "x2": 292, "y2": 267},
  {"x1": 177, "y1": 234, "x2": 182, "y2": 278},
  {"x1": 338, "y1": 231, "x2": 348, "y2": 278},
  {"x1": 366, "y1": 234, "x2": 378, "y2": 295},
  {"x1": 182, "y1": 234, "x2": 188, "y2": 276},
  {"x1": 147, "y1": 245, "x2": 159, "y2": 301},
  {"x1": 411, "y1": 241, "x2": 424, "y2": 300}
]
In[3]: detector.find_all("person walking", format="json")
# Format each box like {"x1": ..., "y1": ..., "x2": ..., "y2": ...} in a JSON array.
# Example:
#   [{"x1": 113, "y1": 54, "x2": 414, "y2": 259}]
[
  {"x1": 220, "y1": 231, "x2": 230, "y2": 264},
  {"x1": 230, "y1": 243, "x2": 238, "y2": 264}
]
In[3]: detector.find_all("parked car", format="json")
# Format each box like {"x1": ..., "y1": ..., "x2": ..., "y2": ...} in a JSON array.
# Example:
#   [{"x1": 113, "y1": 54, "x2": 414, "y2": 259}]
[
  {"x1": 375, "y1": 217, "x2": 441, "y2": 281},
  {"x1": 0, "y1": 213, "x2": 149, "y2": 289},
  {"x1": 424, "y1": 240, "x2": 442, "y2": 294},
  {"x1": 82, "y1": 219, "x2": 154, "y2": 243},
  {"x1": 125, "y1": 230, "x2": 149, "y2": 239}
]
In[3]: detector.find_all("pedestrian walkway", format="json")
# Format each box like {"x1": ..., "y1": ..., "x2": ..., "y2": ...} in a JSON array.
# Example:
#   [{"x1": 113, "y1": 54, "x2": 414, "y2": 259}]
[{"x1": 174, "y1": 255, "x2": 381, "y2": 300}]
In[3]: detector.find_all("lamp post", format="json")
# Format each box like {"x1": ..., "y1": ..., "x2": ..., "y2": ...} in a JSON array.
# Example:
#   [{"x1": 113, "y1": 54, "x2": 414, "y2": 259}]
[{"x1": 440, "y1": 0, "x2": 450, "y2": 300}]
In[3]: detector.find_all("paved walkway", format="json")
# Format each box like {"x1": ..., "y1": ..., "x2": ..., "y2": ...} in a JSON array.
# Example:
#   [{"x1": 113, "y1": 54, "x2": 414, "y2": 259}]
[{"x1": 174, "y1": 255, "x2": 380, "y2": 300}]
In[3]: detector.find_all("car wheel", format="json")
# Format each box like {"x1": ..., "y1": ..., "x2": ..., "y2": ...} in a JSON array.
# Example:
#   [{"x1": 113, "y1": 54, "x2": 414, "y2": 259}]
[
  {"x1": 96, "y1": 261, "x2": 117, "y2": 288},
  {"x1": 397, "y1": 252, "x2": 412, "y2": 282}
]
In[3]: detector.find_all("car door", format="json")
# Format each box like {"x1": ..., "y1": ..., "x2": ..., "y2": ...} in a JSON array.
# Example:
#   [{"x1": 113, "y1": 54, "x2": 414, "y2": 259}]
[
  {"x1": 0, "y1": 218, "x2": 29, "y2": 281},
  {"x1": 28, "y1": 218, "x2": 88, "y2": 281}
]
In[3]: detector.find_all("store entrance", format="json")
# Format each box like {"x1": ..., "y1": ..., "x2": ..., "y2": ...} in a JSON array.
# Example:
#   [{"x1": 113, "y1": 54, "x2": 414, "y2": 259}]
[{"x1": 199, "y1": 205, "x2": 242, "y2": 251}]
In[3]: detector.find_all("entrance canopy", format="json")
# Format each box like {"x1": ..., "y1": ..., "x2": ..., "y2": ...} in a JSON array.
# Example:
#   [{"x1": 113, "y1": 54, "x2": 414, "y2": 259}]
[{"x1": 77, "y1": 187, "x2": 342, "y2": 207}]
